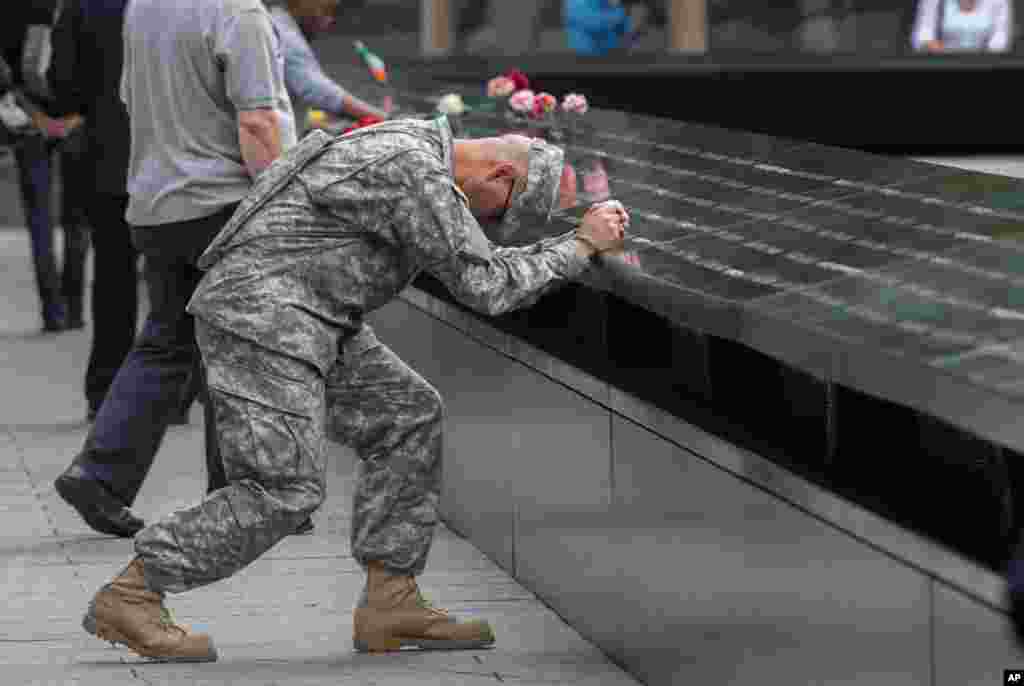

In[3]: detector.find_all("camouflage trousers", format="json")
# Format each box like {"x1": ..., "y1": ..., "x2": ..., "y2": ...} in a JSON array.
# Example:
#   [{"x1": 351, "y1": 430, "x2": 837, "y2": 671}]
[{"x1": 135, "y1": 320, "x2": 443, "y2": 594}]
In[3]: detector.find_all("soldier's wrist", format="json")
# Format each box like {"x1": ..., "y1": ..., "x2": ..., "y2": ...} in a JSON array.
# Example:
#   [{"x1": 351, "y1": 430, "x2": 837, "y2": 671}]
[{"x1": 574, "y1": 235, "x2": 600, "y2": 259}]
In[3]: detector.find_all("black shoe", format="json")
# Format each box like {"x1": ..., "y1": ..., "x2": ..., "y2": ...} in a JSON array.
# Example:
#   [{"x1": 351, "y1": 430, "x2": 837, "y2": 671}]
[
  {"x1": 54, "y1": 465, "x2": 145, "y2": 538},
  {"x1": 293, "y1": 518, "x2": 315, "y2": 535}
]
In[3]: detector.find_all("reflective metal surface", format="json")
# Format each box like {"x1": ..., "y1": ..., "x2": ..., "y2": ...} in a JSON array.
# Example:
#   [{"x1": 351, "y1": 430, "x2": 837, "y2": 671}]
[{"x1": 933, "y1": 582, "x2": 1024, "y2": 686}]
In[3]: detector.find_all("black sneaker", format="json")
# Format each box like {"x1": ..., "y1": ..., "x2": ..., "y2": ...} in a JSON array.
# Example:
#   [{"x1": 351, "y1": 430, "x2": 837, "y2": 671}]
[{"x1": 54, "y1": 464, "x2": 145, "y2": 538}]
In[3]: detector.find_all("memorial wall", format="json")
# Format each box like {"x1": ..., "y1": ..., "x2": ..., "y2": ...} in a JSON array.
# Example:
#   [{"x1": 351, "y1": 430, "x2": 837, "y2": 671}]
[{"x1": 325, "y1": 60, "x2": 1024, "y2": 579}]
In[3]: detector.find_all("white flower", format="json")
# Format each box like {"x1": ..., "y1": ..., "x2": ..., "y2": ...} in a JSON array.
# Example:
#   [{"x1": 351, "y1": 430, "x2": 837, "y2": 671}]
[
  {"x1": 561, "y1": 93, "x2": 589, "y2": 115},
  {"x1": 437, "y1": 93, "x2": 467, "y2": 116}
]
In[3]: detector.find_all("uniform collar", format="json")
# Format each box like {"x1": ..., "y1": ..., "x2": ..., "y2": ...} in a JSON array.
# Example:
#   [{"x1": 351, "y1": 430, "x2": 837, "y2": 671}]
[{"x1": 436, "y1": 115, "x2": 455, "y2": 179}]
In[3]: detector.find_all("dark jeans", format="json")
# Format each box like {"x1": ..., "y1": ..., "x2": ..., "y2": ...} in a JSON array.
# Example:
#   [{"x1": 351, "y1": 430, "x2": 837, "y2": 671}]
[
  {"x1": 74, "y1": 205, "x2": 234, "y2": 507},
  {"x1": 58, "y1": 134, "x2": 91, "y2": 324},
  {"x1": 82, "y1": 193, "x2": 139, "y2": 413},
  {"x1": 13, "y1": 135, "x2": 90, "y2": 325}
]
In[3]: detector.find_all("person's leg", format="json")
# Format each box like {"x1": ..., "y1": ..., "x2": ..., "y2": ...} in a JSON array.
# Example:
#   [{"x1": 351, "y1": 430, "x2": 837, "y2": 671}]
[
  {"x1": 136, "y1": 322, "x2": 327, "y2": 587},
  {"x1": 83, "y1": 322, "x2": 326, "y2": 661},
  {"x1": 82, "y1": 193, "x2": 138, "y2": 418},
  {"x1": 328, "y1": 326, "x2": 443, "y2": 575},
  {"x1": 82, "y1": 242, "x2": 201, "y2": 504},
  {"x1": 56, "y1": 206, "x2": 234, "y2": 533},
  {"x1": 171, "y1": 357, "x2": 203, "y2": 425},
  {"x1": 58, "y1": 144, "x2": 91, "y2": 329},
  {"x1": 54, "y1": 241, "x2": 195, "y2": 536},
  {"x1": 13, "y1": 136, "x2": 64, "y2": 329},
  {"x1": 325, "y1": 325, "x2": 494, "y2": 652}
]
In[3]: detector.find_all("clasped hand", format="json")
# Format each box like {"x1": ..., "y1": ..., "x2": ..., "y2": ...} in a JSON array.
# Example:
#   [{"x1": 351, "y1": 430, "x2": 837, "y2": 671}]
[{"x1": 575, "y1": 199, "x2": 629, "y2": 255}]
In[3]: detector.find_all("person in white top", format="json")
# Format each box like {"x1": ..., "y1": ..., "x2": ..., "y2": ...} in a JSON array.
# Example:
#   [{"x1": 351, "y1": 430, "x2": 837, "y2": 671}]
[{"x1": 912, "y1": 0, "x2": 1013, "y2": 52}]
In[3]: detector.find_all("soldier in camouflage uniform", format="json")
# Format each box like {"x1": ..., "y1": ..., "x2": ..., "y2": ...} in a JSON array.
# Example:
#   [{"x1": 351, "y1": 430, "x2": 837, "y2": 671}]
[{"x1": 82, "y1": 116, "x2": 629, "y2": 662}]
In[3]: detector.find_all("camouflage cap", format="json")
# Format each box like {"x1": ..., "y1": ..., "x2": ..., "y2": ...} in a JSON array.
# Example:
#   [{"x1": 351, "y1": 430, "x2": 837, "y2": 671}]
[{"x1": 499, "y1": 138, "x2": 565, "y2": 233}]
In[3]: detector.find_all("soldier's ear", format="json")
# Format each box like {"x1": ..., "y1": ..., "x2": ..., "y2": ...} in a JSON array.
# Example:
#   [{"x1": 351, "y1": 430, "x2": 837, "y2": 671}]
[{"x1": 486, "y1": 162, "x2": 518, "y2": 183}]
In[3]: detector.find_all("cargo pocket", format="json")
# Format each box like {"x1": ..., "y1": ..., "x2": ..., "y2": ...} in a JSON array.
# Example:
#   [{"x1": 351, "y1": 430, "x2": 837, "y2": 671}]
[{"x1": 206, "y1": 362, "x2": 325, "y2": 484}]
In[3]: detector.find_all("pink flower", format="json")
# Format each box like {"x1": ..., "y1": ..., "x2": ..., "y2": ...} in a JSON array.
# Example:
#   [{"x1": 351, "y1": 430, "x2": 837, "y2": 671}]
[
  {"x1": 528, "y1": 99, "x2": 545, "y2": 120},
  {"x1": 486, "y1": 76, "x2": 516, "y2": 98},
  {"x1": 561, "y1": 93, "x2": 589, "y2": 115},
  {"x1": 508, "y1": 89, "x2": 536, "y2": 114}
]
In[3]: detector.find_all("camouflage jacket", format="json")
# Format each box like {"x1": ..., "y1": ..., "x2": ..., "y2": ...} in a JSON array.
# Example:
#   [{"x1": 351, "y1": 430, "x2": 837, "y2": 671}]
[{"x1": 187, "y1": 117, "x2": 588, "y2": 374}]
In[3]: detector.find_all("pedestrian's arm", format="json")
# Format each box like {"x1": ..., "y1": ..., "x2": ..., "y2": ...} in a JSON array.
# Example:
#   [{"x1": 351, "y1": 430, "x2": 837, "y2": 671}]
[
  {"x1": 279, "y1": 25, "x2": 388, "y2": 121},
  {"x1": 989, "y1": 0, "x2": 1012, "y2": 51},
  {"x1": 48, "y1": 0, "x2": 87, "y2": 118},
  {"x1": 11, "y1": 91, "x2": 68, "y2": 138},
  {"x1": 218, "y1": 8, "x2": 292, "y2": 173},
  {"x1": 238, "y1": 108, "x2": 282, "y2": 178}
]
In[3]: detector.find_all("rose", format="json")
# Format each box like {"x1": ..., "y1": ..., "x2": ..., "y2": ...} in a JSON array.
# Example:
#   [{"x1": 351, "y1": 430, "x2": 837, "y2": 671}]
[
  {"x1": 529, "y1": 99, "x2": 545, "y2": 120},
  {"x1": 508, "y1": 89, "x2": 536, "y2": 114},
  {"x1": 436, "y1": 93, "x2": 467, "y2": 116},
  {"x1": 503, "y1": 69, "x2": 530, "y2": 92},
  {"x1": 561, "y1": 93, "x2": 589, "y2": 115},
  {"x1": 486, "y1": 76, "x2": 516, "y2": 98}
]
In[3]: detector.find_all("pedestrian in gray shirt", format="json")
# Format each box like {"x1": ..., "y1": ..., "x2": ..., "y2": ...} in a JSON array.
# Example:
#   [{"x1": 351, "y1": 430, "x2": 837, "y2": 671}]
[
  {"x1": 55, "y1": 0, "x2": 296, "y2": 542},
  {"x1": 82, "y1": 116, "x2": 628, "y2": 662}
]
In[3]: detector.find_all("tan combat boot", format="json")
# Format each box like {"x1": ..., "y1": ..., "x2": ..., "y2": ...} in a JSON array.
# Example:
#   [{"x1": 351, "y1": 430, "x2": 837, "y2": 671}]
[
  {"x1": 353, "y1": 561, "x2": 495, "y2": 652},
  {"x1": 82, "y1": 558, "x2": 217, "y2": 662}
]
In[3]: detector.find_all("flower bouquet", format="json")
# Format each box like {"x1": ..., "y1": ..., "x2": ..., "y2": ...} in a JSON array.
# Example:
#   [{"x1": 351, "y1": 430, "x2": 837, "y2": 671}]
[{"x1": 481, "y1": 70, "x2": 590, "y2": 142}]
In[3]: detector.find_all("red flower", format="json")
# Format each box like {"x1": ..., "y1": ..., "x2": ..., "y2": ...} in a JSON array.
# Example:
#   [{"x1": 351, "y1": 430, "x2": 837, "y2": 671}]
[
  {"x1": 529, "y1": 98, "x2": 546, "y2": 120},
  {"x1": 341, "y1": 115, "x2": 384, "y2": 135},
  {"x1": 503, "y1": 69, "x2": 530, "y2": 92}
]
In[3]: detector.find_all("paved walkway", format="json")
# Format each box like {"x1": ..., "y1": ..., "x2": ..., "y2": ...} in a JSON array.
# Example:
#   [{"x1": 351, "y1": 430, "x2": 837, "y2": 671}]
[{"x1": 0, "y1": 228, "x2": 639, "y2": 685}]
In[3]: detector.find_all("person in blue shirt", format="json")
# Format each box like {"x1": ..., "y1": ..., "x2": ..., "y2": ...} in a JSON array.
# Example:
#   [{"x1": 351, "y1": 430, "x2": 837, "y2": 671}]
[
  {"x1": 564, "y1": 0, "x2": 645, "y2": 56},
  {"x1": 269, "y1": 0, "x2": 389, "y2": 132}
]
